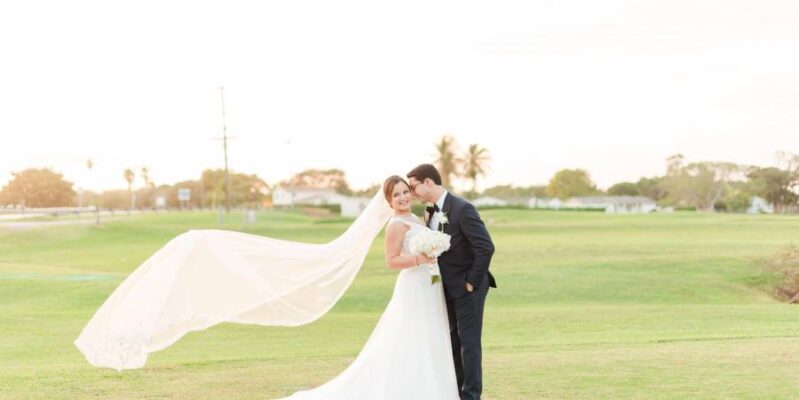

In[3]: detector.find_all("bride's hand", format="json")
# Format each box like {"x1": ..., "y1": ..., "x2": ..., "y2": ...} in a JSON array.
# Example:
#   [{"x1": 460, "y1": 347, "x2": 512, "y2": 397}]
[{"x1": 417, "y1": 254, "x2": 436, "y2": 265}]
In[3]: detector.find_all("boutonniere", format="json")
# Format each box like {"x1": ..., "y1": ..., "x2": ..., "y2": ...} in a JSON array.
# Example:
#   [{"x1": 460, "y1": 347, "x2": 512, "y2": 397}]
[{"x1": 436, "y1": 211, "x2": 449, "y2": 232}]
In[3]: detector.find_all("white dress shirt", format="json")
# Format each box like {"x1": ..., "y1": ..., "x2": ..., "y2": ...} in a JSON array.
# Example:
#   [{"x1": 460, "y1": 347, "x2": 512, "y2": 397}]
[{"x1": 429, "y1": 190, "x2": 448, "y2": 230}]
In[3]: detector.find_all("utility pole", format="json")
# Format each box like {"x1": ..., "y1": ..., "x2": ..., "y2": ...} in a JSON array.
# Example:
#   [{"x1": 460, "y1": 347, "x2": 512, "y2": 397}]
[{"x1": 216, "y1": 87, "x2": 237, "y2": 213}]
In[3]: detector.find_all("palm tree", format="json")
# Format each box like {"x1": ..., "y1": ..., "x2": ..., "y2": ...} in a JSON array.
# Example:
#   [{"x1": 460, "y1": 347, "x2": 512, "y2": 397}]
[
  {"x1": 140, "y1": 167, "x2": 156, "y2": 209},
  {"x1": 87, "y1": 159, "x2": 100, "y2": 222},
  {"x1": 434, "y1": 135, "x2": 460, "y2": 188},
  {"x1": 123, "y1": 168, "x2": 135, "y2": 209},
  {"x1": 140, "y1": 167, "x2": 153, "y2": 188},
  {"x1": 80, "y1": 159, "x2": 94, "y2": 208},
  {"x1": 462, "y1": 144, "x2": 490, "y2": 194}
]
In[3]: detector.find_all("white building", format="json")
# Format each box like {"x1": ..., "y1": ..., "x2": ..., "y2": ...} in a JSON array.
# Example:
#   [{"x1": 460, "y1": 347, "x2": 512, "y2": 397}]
[
  {"x1": 528, "y1": 197, "x2": 562, "y2": 209},
  {"x1": 564, "y1": 196, "x2": 657, "y2": 213},
  {"x1": 295, "y1": 193, "x2": 351, "y2": 207},
  {"x1": 340, "y1": 197, "x2": 372, "y2": 217},
  {"x1": 272, "y1": 187, "x2": 339, "y2": 207},
  {"x1": 272, "y1": 186, "x2": 372, "y2": 217},
  {"x1": 472, "y1": 196, "x2": 508, "y2": 208},
  {"x1": 548, "y1": 198, "x2": 563, "y2": 209},
  {"x1": 747, "y1": 196, "x2": 774, "y2": 214}
]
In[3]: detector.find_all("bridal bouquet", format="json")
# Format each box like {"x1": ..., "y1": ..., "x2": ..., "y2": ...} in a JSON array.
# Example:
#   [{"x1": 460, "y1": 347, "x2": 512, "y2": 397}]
[{"x1": 409, "y1": 230, "x2": 451, "y2": 284}]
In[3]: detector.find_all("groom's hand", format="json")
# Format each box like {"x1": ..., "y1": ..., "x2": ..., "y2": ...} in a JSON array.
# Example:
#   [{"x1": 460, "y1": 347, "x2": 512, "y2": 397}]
[{"x1": 466, "y1": 282, "x2": 474, "y2": 292}]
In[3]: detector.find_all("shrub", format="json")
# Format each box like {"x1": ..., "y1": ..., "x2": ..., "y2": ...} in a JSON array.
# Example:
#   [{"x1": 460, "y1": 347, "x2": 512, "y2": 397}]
[{"x1": 760, "y1": 245, "x2": 799, "y2": 303}]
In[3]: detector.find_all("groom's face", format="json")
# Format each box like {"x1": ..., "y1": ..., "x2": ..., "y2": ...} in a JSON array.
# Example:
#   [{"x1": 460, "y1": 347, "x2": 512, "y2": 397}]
[{"x1": 408, "y1": 177, "x2": 433, "y2": 203}]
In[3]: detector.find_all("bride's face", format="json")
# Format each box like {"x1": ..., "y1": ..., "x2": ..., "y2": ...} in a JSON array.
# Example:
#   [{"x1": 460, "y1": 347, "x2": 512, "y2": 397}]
[{"x1": 390, "y1": 182, "x2": 412, "y2": 213}]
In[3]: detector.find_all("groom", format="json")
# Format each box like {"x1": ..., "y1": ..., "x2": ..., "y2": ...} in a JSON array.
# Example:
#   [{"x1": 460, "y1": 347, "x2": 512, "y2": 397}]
[{"x1": 407, "y1": 164, "x2": 497, "y2": 400}]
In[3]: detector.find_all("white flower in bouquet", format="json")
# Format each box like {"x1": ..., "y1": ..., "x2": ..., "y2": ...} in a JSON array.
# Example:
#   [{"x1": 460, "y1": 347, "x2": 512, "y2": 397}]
[{"x1": 409, "y1": 230, "x2": 451, "y2": 284}]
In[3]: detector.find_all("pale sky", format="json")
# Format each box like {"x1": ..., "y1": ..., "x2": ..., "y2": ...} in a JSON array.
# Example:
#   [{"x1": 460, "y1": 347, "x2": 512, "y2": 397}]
[{"x1": 1, "y1": 0, "x2": 798, "y2": 192}]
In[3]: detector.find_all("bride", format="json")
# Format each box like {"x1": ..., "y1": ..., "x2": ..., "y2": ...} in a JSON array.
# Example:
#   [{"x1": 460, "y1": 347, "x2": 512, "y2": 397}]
[
  {"x1": 75, "y1": 175, "x2": 459, "y2": 399},
  {"x1": 282, "y1": 175, "x2": 458, "y2": 399}
]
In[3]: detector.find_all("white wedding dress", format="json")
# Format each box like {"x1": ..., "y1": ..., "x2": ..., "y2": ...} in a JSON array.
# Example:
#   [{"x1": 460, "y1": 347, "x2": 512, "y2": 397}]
[{"x1": 282, "y1": 215, "x2": 459, "y2": 399}]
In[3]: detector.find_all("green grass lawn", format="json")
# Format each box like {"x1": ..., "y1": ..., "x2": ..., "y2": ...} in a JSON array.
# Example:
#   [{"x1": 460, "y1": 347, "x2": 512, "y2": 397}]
[{"x1": 1, "y1": 209, "x2": 799, "y2": 399}]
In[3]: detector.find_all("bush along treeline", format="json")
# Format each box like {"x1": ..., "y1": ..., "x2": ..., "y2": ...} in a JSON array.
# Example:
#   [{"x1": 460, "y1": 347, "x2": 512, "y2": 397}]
[
  {"x1": 478, "y1": 152, "x2": 799, "y2": 213},
  {"x1": 0, "y1": 168, "x2": 269, "y2": 210}
]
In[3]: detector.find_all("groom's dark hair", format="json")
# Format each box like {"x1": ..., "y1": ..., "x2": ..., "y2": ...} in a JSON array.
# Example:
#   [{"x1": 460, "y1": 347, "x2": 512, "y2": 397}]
[{"x1": 407, "y1": 164, "x2": 442, "y2": 185}]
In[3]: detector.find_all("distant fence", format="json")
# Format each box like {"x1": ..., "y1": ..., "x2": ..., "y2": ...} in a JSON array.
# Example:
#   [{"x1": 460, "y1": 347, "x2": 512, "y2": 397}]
[{"x1": 0, "y1": 206, "x2": 95, "y2": 215}]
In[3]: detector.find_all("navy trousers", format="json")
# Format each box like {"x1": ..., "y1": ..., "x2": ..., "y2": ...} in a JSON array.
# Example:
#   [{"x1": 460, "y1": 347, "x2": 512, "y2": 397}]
[{"x1": 445, "y1": 277, "x2": 489, "y2": 400}]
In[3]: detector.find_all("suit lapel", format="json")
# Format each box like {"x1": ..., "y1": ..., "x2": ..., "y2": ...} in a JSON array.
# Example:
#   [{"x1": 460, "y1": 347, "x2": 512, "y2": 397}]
[{"x1": 441, "y1": 193, "x2": 453, "y2": 233}]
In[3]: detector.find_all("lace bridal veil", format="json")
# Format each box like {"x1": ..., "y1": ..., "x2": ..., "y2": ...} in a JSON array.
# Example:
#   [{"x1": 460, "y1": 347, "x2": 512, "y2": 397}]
[{"x1": 75, "y1": 190, "x2": 393, "y2": 370}]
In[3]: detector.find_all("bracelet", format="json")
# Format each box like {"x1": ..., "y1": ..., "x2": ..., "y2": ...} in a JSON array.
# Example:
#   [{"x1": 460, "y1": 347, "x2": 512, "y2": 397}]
[{"x1": 414, "y1": 255, "x2": 419, "y2": 266}]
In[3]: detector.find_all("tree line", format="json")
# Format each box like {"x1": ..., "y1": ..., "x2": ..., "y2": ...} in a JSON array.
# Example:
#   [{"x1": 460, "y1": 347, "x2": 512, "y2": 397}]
[
  {"x1": 1, "y1": 140, "x2": 796, "y2": 213},
  {"x1": 0, "y1": 167, "x2": 269, "y2": 210},
  {"x1": 484, "y1": 152, "x2": 799, "y2": 213},
  {"x1": 429, "y1": 135, "x2": 797, "y2": 213}
]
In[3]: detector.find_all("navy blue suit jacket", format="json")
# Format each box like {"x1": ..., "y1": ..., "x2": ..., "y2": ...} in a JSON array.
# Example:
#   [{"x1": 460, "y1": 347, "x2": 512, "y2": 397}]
[{"x1": 427, "y1": 193, "x2": 497, "y2": 298}]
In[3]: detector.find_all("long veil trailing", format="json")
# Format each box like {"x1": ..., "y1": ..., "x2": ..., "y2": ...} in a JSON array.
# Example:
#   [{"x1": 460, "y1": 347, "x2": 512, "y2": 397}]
[{"x1": 75, "y1": 190, "x2": 392, "y2": 371}]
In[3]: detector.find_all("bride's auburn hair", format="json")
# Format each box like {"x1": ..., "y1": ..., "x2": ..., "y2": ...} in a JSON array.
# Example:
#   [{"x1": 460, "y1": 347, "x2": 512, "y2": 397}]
[{"x1": 383, "y1": 175, "x2": 409, "y2": 207}]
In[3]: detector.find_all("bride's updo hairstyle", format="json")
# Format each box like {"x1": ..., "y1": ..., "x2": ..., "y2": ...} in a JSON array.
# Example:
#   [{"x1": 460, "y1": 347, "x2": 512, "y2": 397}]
[{"x1": 383, "y1": 175, "x2": 409, "y2": 208}]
